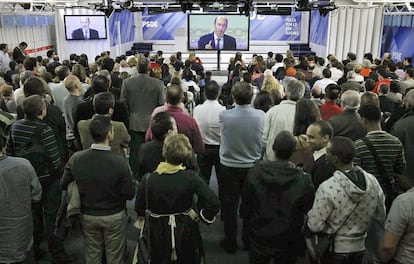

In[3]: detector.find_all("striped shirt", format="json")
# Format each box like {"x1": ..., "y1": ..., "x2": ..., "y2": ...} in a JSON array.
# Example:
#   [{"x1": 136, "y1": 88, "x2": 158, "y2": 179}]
[
  {"x1": 6, "y1": 118, "x2": 61, "y2": 179},
  {"x1": 354, "y1": 130, "x2": 406, "y2": 185}
]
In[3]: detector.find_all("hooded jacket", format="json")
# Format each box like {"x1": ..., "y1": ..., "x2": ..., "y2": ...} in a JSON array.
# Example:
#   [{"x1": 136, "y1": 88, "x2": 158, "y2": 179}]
[
  {"x1": 307, "y1": 166, "x2": 386, "y2": 253},
  {"x1": 241, "y1": 160, "x2": 314, "y2": 250}
]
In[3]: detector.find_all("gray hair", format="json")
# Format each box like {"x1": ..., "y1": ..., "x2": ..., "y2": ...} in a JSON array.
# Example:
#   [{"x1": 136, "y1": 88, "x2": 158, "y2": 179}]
[
  {"x1": 285, "y1": 79, "x2": 305, "y2": 101},
  {"x1": 341, "y1": 90, "x2": 360, "y2": 110},
  {"x1": 406, "y1": 89, "x2": 414, "y2": 109}
]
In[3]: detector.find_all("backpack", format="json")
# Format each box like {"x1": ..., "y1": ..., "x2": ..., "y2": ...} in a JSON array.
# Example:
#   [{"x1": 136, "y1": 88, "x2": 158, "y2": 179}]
[{"x1": 15, "y1": 125, "x2": 49, "y2": 178}]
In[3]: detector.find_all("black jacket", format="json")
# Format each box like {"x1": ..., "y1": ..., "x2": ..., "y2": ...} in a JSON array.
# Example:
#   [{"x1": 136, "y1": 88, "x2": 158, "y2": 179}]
[{"x1": 241, "y1": 161, "x2": 314, "y2": 250}]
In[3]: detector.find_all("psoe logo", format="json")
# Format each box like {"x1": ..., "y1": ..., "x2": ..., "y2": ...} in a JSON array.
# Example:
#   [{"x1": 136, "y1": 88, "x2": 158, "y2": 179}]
[{"x1": 143, "y1": 21, "x2": 159, "y2": 28}]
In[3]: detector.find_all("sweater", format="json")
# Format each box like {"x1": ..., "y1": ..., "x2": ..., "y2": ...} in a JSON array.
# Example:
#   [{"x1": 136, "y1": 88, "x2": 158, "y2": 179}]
[
  {"x1": 307, "y1": 166, "x2": 386, "y2": 253},
  {"x1": 61, "y1": 145, "x2": 135, "y2": 216}
]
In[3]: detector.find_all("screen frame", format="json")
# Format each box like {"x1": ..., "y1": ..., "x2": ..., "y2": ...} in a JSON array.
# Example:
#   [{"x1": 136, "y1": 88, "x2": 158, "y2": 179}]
[
  {"x1": 64, "y1": 14, "x2": 108, "y2": 41},
  {"x1": 187, "y1": 13, "x2": 250, "y2": 51}
]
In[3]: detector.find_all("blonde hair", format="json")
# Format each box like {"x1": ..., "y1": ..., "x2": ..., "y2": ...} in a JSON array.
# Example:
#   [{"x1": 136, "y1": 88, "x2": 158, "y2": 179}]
[
  {"x1": 262, "y1": 73, "x2": 282, "y2": 99},
  {"x1": 162, "y1": 134, "x2": 192, "y2": 165}
]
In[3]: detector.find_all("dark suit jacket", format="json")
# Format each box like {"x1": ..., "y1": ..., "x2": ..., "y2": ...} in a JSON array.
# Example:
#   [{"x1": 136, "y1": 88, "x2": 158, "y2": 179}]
[
  {"x1": 120, "y1": 74, "x2": 164, "y2": 132},
  {"x1": 13, "y1": 47, "x2": 25, "y2": 64},
  {"x1": 71, "y1": 28, "x2": 99, "y2": 40},
  {"x1": 329, "y1": 110, "x2": 367, "y2": 141},
  {"x1": 197, "y1": 33, "x2": 236, "y2": 50}
]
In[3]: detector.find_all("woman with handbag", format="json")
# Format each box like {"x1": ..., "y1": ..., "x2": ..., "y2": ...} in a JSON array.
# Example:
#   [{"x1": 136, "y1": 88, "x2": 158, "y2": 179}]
[{"x1": 135, "y1": 134, "x2": 220, "y2": 264}]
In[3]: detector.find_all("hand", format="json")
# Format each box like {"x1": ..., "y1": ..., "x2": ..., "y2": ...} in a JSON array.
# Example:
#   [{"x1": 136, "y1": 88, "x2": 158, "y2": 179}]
[{"x1": 204, "y1": 40, "x2": 213, "y2": 49}]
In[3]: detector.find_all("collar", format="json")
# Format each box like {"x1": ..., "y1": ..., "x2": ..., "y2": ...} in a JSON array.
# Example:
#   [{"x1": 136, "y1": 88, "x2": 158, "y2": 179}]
[
  {"x1": 366, "y1": 130, "x2": 385, "y2": 135},
  {"x1": 214, "y1": 33, "x2": 223, "y2": 40},
  {"x1": 280, "y1": 100, "x2": 297, "y2": 105},
  {"x1": 91, "y1": 144, "x2": 111, "y2": 151},
  {"x1": 313, "y1": 147, "x2": 327, "y2": 161},
  {"x1": 235, "y1": 104, "x2": 252, "y2": 109},
  {"x1": 155, "y1": 162, "x2": 186, "y2": 174}
]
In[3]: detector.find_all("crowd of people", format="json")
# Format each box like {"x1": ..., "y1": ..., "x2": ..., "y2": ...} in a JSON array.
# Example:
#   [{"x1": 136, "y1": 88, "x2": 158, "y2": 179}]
[{"x1": 0, "y1": 41, "x2": 414, "y2": 264}]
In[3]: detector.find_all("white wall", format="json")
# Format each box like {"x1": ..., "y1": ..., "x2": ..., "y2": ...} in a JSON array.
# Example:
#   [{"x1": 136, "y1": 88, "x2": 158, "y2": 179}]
[
  {"x1": 327, "y1": 6, "x2": 384, "y2": 62},
  {"x1": 55, "y1": 8, "x2": 110, "y2": 62},
  {"x1": 0, "y1": 13, "x2": 56, "y2": 58}
]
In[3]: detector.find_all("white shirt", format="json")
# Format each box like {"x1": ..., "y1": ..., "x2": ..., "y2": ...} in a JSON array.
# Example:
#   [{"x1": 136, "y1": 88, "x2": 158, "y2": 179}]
[
  {"x1": 193, "y1": 100, "x2": 225, "y2": 145},
  {"x1": 214, "y1": 33, "x2": 223, "y2": 50},
  {"x1": 330, "y1": 67, "x2": 344, "y2": 82},
  {"x1": 262, "y1": 100, "x2": 297, "y2": 161},
  {"x1": 313, "y1": 78, "x2": 337, "y2": 94},
  {"x1": 313, "y1": 146, "x2": 327, "y2": 161},
  {"x1": 271, "y1": 62, "x2": 284, "y2": 73},
  {"x1": 0, "y1": 51, "x2": 11, "y2": 74},
  {"x1": 49, "y1": 81, "x2": 68, "y2": 111}
]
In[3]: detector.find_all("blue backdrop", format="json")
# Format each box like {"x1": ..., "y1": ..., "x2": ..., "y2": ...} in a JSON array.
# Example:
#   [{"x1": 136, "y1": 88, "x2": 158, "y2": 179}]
[
  {"x1": 109, "y1": 10, "x2": 135, "y2": 47},
  {"x1": 381, "y1": 15, "x2": 414, "y2": 62},
  {"x1": 142, "y1": 11, "x2": 303, "y2": 41},
  {"x1": 309, "y1": 10, "x2": 328, "y2": 46}
]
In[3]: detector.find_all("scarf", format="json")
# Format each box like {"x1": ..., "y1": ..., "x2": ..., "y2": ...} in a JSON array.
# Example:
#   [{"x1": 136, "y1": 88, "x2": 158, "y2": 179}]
[{"x1": 155, "y1": 162, "x2": 186, "y2": 174}]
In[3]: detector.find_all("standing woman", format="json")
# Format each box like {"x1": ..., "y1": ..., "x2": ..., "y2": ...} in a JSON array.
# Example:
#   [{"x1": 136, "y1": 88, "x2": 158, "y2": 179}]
[
  {"x1": 135, "y1": 134, "x2": 220, "y2": 263},
  {"x1": 290, "y1": 98, "x2": 321, "y2": 172}
]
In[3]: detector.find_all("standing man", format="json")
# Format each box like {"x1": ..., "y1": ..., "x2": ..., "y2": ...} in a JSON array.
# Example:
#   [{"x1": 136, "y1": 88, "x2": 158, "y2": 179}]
[
  {"x1": 307, "y1": 136, "x2": 386, "y2": 264},
  {"x1": 219, "y1": 81, "x2": 265, "y2": 253},
  {"x1": 13, "y1": 41, "x2": 27, "y2": 64},
  {"x1": 262, "y1": 79, "x2": 305, "y2": 161},
  {"x1": 306, "y1": 120, "x2": 335, "y2": 190},
  {"x1": 380, "y1": 188, "x2": 414, "y2": 264},
  {"x1": 120, "y1": 55, "x2": 164, "y2": 175},
  {"x1": 355, "y1": 104, "x2": 406, "y2": 209},
  {"x1": 329, "y1": 89, "x2": 366, "y2": 141},
  {"x1": 391, "y1": 89, "x2": 414, "y2": 184},
  {"x1": 7, "y1": 95, "x2": 73, "y2": 263},
  {"x1": 193, "y1": 80, "x2": 225, "y2": 187},
  {"x1": 62, "y1": 115, "x2": 134, "y2": 264},
  {"x1": 71, "y1": 17, "x2": 99, "y2": 40},
  {"x1": 0, "y1": 127, "x2": 42, "y2": 264},
  {"x1": 0, "y1": 43, "x2": 11, "y2": 74},
  {"x1": 242, "y1": 131, "x2": 314, "y2": 263},
  {"x1": 198, "y1": 16, "x2": 237, "y2": 50},
  {"x1": 63, "y1": 75, "x2": 84, "y2": 156}
]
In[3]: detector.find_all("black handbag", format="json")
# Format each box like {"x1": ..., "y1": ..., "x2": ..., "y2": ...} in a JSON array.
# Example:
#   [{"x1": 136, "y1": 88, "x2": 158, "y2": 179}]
[
  {"x1": 137, "y1": 173, "x2": 151, "y2": 264},
  {"x1": 304, "y1": 200, "x2": 359, "y2": 264}
]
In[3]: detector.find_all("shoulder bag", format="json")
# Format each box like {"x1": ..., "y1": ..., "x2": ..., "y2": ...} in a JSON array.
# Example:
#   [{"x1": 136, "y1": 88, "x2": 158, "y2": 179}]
[
  {"x1": 137, "y1": 173, "x2": 151, "y2": 264},
  {"x1": 304, "y1": 199, "x2": 359, "y2": 264}
]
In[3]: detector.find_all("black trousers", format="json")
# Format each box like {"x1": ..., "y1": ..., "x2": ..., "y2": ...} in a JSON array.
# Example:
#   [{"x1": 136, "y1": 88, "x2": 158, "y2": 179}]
[
  {"x1": 324, "y1": 250, "x2": 366, "y2": 264},
  {"x1": 197, "y1": 145, "x2": 222, "y2": 196},
  {"x1": 220, "y1": 164, "x2": 250, "y2": 247},
  {"x1": 249, "y1": 239, "x2": 297, "y2": 264}
]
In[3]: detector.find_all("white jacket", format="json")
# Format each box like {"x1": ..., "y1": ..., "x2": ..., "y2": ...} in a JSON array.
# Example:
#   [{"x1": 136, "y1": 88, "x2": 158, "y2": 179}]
[{"x1": 307, "y1": 166, "x2": 386, "y2": 253}]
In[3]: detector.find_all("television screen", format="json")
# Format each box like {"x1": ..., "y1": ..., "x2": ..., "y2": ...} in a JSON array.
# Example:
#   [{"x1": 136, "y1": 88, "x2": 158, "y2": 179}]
[
  {"x1": 188, "y1": 14, "x2": 250, "y2": 51},
  {"x1": 64, "y1": 15, "x2": 107, "y2": 40}
]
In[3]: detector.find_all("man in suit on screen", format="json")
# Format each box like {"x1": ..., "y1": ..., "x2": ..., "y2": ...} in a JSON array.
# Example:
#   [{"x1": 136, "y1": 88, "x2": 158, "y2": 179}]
[
  {"x1": 71, "y1": 17, "x2": 99, "y2": 40},
  {"x1": 198, "y1": 16, "x2": 237, "y2": 50}
]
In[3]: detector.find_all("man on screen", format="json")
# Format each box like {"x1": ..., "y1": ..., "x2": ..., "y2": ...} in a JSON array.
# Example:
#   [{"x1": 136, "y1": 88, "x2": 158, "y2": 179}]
[
  {"x1": 71, "y1": 17, "x2": 99, "y2": 40},
  {"x1": 198, "y1": 16, "x2": 236, "y2": 50}
]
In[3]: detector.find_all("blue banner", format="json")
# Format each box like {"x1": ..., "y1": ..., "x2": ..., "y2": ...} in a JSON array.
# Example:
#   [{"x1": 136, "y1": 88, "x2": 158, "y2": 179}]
[
  {"x1": 309, "y1": 10, "x2": 328, "y2": 46},
  {"x1": 143, "y1": 12, "x2": 186, "y2": 40},
  {"x1": 381, "y1": 15, "x2": 414, "y2": 62},
  {"x1": 142, "y1": 11, "x2": 303, "y2": 41},
  {"x1": 109, "y1": 10, "x2": 135, "y2": 47},
  {"x1": 250, "y1": 11, "x2": 302, "y2": 41}
]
